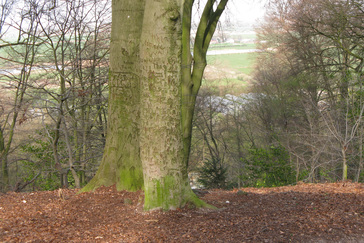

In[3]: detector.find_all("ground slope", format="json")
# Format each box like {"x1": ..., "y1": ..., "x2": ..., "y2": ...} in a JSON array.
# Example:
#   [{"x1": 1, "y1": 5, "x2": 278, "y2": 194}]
[{"x1": 1, "y1": 182, "x2": 364, "y2": 242}]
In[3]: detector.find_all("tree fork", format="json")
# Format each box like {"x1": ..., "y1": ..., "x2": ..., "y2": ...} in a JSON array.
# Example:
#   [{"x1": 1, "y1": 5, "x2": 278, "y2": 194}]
[
  {"x1": 181, "y1": 0, "x2": 228, "y2": 167},
  {"x1": 82, "y1": 0, "x2": 228, "y2": 211}
]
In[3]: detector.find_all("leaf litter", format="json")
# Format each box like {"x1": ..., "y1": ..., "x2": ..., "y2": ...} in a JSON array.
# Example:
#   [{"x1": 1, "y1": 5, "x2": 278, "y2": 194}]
[{"x1": 1, "y1": 182, "x2": 364, "y2": 242}]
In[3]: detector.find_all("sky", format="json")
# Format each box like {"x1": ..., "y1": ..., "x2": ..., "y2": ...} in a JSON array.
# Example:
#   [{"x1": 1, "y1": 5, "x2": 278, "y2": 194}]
[
  {"x1": 191, "y1": 0, "x2": 267, "y2": 27},
  {"x1": 2, "y1": 0, "x2": 266, "y2": 40},
  {"x1": 226, "y1": 0, "x2": 266, "y2": 24}
]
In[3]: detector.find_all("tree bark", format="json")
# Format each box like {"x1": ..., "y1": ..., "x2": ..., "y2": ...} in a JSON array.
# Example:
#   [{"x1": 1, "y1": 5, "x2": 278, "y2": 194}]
[
  {"x1": 342, "y1": 146, "x2": 348, "y2": 181},
  {"x1": 181, "y1": 0, "x2": 228, "y2": 167},
  {"x1": 81, "y1": 0, "x2": 145, "y2": 192},
  {"x1": 82, "y1": 0, "x2": 227, "y2": 210},
  {"x1": 139, "y1": 0, "x2": 204, "y2": 210}
]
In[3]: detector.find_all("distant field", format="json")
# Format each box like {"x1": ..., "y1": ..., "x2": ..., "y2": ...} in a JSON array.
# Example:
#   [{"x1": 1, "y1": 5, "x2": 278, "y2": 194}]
[
  {"x1": 207, "y1": 52, "x2": 258, "y2": 75},
  {"x1": 203, "y1": 43, "x2": 258, "y2": 94}
]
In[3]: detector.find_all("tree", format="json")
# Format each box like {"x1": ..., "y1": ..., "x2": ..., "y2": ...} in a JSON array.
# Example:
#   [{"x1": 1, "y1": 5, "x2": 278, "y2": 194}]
[
  {"x1": 0, "y1": 0, "x2": 111, "y2": 191},
  {"x1": 294, "y1": 0, "x2": 364, "y2": 181},
  {"x1": 198, "y1": 157, "x2": 227, "y2": 189},
  {"x1": 194, "y1": 89, "x2": 228, "y2": 175},
  {"x1": 253, "y1": 0, "x2": 364, "y2": 182},
  {"x1": 0, "y1": 0, "x2": 41, "y2": 190},
  {"x1": 31, "y1": 0, "x2": 110, "y2": 189},
  {"x1": 82, "y1": 0, "x2": 229, "y2": 210},
  {"x1": 82, "y1": 0, "x2": 145, "y2": 192}
]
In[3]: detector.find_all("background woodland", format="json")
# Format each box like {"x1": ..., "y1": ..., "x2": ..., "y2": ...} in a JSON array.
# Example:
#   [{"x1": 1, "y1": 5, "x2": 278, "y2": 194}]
[{"x1": 0, "y1": 0, "x2": 363, "y2": 192}]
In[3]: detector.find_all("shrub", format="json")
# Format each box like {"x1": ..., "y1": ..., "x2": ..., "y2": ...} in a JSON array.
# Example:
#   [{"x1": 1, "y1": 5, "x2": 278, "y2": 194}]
[
  {"x1": 242, "y1": 145, "x2": 295, "y2": 187},
  {"x1": 198, "y1": 158, "x2": 227, "y2": 189}
]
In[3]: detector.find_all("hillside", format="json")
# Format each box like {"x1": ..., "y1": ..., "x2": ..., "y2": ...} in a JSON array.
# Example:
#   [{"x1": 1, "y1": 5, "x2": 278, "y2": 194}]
[
  {"x1": 1, "y1": 182, "x2": 364, "y2": 242},
  {"x1": 203, "y1": 43, "x2": 258, "y2": 95}
]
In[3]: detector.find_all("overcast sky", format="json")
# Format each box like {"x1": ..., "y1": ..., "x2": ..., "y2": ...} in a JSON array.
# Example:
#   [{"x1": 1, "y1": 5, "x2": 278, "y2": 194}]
[
  {"x1": 191, "y1": 0, "x2": 266, "y2": 29},
  {"x1": 2, "y1": 0, "x2": 266, "y2": 40},
  {"x1": 227, "y1": 0, "x2": 266, "y2": 24}
]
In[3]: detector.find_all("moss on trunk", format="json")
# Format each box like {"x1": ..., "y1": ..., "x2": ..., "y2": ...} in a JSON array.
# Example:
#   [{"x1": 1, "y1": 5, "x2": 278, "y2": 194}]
[
  {"x1": 82, "y1": 0, "x2": 227, "y2": 211},
  {"x1": 144, "y1": 175, "x2": 215, "y2": 210},
  {"x1": 80, "y1": 0, "x2": 145, "y2": 193}
]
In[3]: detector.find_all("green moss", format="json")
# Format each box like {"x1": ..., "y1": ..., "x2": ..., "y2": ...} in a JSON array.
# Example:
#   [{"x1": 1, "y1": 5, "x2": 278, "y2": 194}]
[
  {"x1": 143, "y1": 175, "x2": 216, "y2": 211},
  {"x1": 144, "y1": 175, "x2": 179, "y2": 210},
  {"x1": 79, "y1": 163, "x2": 143, "y2": 193},
  {"x1": 117, "y1": 166, "x2": 144, "y2": 192},
  {"x1": 103, "y1": 162, "x2": 111, "y2": 178}
]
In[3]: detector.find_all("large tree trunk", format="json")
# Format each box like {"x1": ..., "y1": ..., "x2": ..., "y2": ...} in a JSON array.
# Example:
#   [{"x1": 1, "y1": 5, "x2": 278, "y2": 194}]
[
  {"x1": 139, "y1": 0, "x2": 205, "y2": 210},
  {"x1": 81, "y1": 0, "x2": 145, "y2": 192},
  {"x1": 81, "y1": 0, "x2": 227, "y2": 211}
]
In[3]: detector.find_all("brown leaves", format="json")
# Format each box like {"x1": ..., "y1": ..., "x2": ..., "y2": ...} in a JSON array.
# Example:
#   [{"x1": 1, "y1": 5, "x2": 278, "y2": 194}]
[{"x1": 0, "y1": 183, "x2": 364, "y2": 242}]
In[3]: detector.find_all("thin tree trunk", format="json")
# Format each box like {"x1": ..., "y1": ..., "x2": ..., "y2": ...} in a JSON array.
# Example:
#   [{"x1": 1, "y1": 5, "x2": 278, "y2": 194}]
[
  {"x1": 1, "y1": 68, "x2": 28, "y2": 189},
  {"x1": 296, "y1": 156, "x2": 300, "y2": 182},
  {"x1": 342, "y1": 146, "x2": 348, "y2": 181},
  {"x1": 62, "y1": 117, "x2": 81, "y2": 188},
  {"x1": 181, "y1": 0, "x2": 228, "y2": 167},
  {"x1": 356, "y1": 79, "x2": 363, "y2": 182},
  {"x1": 356, "y1": 128, "x2": 362, "y2": 182}
]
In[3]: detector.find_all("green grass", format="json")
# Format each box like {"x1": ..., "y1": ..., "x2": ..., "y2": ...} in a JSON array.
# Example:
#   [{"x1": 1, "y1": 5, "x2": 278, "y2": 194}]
[
  {"x1": 207, "y1": 52, "x2": 258, "y2": 75},
  {"x1": 203, "y1": 44, "x2": 259, "y2": 94}
]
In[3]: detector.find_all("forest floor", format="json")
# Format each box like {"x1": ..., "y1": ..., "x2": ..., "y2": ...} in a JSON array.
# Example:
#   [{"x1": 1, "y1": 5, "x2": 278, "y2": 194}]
[{"x1": 1, "y1": 182, "x2": 364, "y2": 242}]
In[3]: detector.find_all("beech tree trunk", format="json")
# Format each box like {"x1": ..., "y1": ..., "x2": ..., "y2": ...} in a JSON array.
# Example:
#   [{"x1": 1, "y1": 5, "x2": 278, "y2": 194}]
[
  {"x1": 82, "y1": 0, "x2": 145, "y2": 192},
  {"x1": 139, "y1": 0, "x2": 205, "y2": 210},
  {"x1": 83, "y1": 0, "x2": 228, "y2": 210}
]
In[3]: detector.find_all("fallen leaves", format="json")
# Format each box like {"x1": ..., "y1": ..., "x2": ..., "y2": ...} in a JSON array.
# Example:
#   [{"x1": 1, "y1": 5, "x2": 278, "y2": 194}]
[{"x1": 0, "y1": 183, "x2": 364, "y2": 242}]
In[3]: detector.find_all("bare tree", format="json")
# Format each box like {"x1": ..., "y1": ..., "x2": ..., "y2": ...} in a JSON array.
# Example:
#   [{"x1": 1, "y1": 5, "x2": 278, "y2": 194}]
[
  {"x1": 252, "y1": 0, "x2": 364, "y2": 182},
  {"x1": 0, "y1": 0, "x2": 43, "y2": 190},
  {"x1": 0, "y1": 0, "x2": 110, "y2": 191},
  {"x1": 30, "y1": 0, "x2": 110, "y2": 188}
]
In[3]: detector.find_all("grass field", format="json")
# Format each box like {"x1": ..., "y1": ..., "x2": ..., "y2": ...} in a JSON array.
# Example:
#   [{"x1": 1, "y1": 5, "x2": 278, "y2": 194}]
[
  {"x1": 207, "y1": 52, "x2": 258, "y2": 75},
  {"x1": 203, "y1": 43, "x2": 258, "y2": 94}
]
